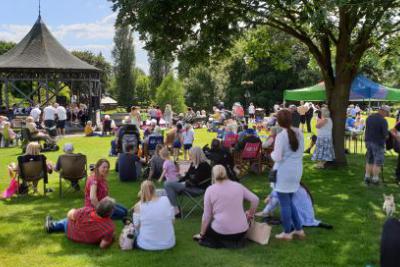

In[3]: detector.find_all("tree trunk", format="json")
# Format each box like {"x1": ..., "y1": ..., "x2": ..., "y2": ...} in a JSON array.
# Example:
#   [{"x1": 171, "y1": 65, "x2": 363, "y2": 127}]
[{"x1": 326, "y1": 76, "x2": 352, "y2": 166}]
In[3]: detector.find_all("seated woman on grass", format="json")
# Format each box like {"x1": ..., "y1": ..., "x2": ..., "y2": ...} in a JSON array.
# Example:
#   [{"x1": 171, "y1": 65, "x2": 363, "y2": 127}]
[
  {"x1": 85, "y1": 158, "x2": 127, "y2": 221},
  {"x1": 193, "y1": 165, "x2": 259, "y2": 249},
  {"x1": 84, "y1": 121, "x2": 101, "y2": 137},
  {"x1": 45, "y1": 197, "x2": 116, "y2": 249},
  {"x1": 256, "y1": 182, "x2": 332, "y2": 229},
  {"x1": 132, "y1": 180, "x2": 175, "y2": 250}
]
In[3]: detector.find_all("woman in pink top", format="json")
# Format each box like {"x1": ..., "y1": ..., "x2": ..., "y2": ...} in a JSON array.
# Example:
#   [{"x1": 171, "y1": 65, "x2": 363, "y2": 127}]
[
  {"x1": 158, "y1": 147, "x2": 179, "y2": 183},
  {"x1": 84, "y1": 158, "x2": 127, "y2": 221},
  {"x1": 194, "y1": 165, "x2": 259, "y2": 248}
]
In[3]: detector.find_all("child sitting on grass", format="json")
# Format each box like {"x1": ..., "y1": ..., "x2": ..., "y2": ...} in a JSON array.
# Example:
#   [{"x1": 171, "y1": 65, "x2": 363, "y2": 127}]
[
  {"x1": 158, "y1": 147, "x2": 180, "y2": 184},
  {"x1": 1, "y1": 163, "x2": 18, "y2": 199},
  {"x1": 148, "y1": 144, "x2": 165, "y2": 180}
]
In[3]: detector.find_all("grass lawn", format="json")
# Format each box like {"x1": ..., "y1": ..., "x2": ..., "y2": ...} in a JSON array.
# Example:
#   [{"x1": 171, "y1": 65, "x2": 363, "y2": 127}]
[{"x1": 0, "y1": 128, "x2": 398, "y2": 267}]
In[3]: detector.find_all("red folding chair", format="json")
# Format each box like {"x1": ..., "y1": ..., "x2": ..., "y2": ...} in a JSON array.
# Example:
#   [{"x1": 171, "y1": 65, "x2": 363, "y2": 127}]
[
  {"x1": 236, "y1": 141, "x2": 263, "y2": 176},
  {"x1": 223, "y1": 134, "x2": 238, "y2": 149}
]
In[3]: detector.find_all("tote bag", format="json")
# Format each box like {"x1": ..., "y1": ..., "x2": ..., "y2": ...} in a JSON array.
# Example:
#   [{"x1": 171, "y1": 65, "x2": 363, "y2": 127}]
[{"x1": 246, "y1": 221, "x2": 272, "y2": 245}]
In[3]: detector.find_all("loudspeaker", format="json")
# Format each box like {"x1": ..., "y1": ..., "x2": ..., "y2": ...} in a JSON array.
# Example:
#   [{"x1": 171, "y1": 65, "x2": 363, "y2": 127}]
[
  {"x1": 91, "y1": 96, "x2": 100, "y2": 110},
  {"x1": 56, "y1": 96, "x2": 67, "y2": 106}
]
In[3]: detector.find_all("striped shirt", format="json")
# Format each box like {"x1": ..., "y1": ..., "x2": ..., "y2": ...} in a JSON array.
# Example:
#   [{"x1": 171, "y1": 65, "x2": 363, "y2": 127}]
[{"x1": 67, "y1": 207, "x2": 115, "y2": 244}]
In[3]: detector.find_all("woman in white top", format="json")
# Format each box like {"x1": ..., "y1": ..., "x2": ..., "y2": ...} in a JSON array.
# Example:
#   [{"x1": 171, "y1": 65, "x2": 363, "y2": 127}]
[
  {"x1": 134, "y1": 180, "x2": 175, "y2": 250},
  {"x1": 312, "y1": 107, "x2": 335, "y2": 168},
  {"x1": 271, "y1": 109, "x2": 305, "y2": 240}
]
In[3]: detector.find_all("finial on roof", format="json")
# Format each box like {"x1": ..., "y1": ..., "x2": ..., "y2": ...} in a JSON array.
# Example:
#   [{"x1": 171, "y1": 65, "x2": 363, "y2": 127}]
[{"x1": 38, "y1": 0, "x2": 41, "y2": 18}]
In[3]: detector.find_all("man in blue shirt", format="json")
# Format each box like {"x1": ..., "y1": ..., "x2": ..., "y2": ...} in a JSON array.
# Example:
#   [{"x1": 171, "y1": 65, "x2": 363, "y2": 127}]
[{"x1": 364, "y1": 106, "x2": 390, "y2": 185}]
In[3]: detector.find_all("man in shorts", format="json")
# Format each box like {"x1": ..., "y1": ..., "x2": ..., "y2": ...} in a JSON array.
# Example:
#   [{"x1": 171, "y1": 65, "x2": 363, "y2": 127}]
[
  {"x1": 55, "y1": 103, "x2": 67, "y2": 136},
  {"x1": 364, "y1": 106, "x2": 390, "y2": 185}
]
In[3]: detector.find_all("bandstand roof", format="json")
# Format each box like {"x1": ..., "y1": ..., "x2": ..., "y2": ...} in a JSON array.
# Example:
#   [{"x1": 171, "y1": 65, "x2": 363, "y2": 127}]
[{"x1": 0, "y1": 16, "x2": 99, "y2": 72}]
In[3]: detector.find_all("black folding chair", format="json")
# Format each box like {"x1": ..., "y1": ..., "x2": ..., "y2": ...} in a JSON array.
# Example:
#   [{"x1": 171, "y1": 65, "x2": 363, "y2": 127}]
[
  {"x1": 17, "y1": 154, "x2": 48, "y2": 196},
  {"x1": 177, "y1": 178, "x2": 211, "y2": 219},
  {"x1": 58, "y1": 154, "x2": 87, "y2": 197}
]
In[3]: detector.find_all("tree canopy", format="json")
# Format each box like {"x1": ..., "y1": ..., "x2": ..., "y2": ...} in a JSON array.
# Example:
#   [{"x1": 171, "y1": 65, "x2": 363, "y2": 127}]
[
  {"x1": 0, "y1": 41, "x2": 16, "y2": 56},
  {"x1": 72, "y1": 50, "x2": 112, "y2": 91},
  {"x1": 112, "y1": 25, "x2": 136, "y2": 108},
  {"x1": 155, "y1": 74, "x2": 186, "y2": 113},
  {"x1": 111, "y1": 0, "x2": 400, "y2": 164}
]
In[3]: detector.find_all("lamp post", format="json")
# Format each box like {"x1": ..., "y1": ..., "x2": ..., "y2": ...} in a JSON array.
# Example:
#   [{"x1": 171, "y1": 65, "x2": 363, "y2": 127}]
[
  {"x1": 241, "y1": 81, "x2": 253, "y2": 106},
  {"x1": 241, "y1": 82, "x2": 252, "y2": 124}
]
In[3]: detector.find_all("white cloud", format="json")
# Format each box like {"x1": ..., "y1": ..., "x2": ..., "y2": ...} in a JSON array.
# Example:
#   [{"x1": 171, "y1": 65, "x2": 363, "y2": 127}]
[
  {"x1": 53, "y1": 13, "x2": 117, "y2": 40},
  {"x1": 0, "y1": 24, "x2": 31, "y2": 42},
  {"x1": 0, "y1": 13, "x2": 150, "y2": 73}
]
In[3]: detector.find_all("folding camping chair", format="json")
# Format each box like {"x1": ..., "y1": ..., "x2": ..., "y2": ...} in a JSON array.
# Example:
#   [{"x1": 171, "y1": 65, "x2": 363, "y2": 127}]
[
  {"x1": 58, "y1": 154, "x2": 87, "y2": 197},
  {"x1": 235, "y1": 141, "x2": 262, "y2": 176},
  {"x1": 177, "y1": 178, "x2": 211, "y2": 219},
  {"x1": 223, "y1": 133, "x2": 239, "y2": 150},
  {"x1": 17, "y1": 155, "x2": 48, "y2": 196}
]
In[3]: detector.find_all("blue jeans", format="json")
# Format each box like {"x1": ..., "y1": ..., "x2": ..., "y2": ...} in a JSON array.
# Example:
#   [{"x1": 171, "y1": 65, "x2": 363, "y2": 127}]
[
  {"x1": 110, "y1": 140, "x2": 118, "y2": 155},
  {"x1": 53, "y1": 218, "x2": 68, "y2": 232},
  {"x1": 111, "y1": 203, "x2": 128, "y2": 220},
  {"x1": 277, "y1": 192, "x2": 302, "y2": 233}
]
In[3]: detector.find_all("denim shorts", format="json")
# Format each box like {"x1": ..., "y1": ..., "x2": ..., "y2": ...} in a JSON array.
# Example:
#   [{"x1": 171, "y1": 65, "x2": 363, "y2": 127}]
[{"x1": 366, "y1": 142, "x2": 385, "y2": 166}]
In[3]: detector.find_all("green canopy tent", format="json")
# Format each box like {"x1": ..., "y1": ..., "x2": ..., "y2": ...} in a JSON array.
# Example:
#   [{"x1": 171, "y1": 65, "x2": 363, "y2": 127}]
[
  {"x1": 284, "y1": 82, "x2": 326, "y2": 101},
  {"x1": 283, "y1": 75, "x2": 400, "y2": 102}
]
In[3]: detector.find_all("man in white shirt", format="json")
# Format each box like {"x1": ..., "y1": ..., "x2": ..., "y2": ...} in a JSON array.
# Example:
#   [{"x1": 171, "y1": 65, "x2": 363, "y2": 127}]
[
  {"x1": 248, "y1": 103, "x2": 255, "y2": 123},
  {"x1": 43, "y1": 104, "x2": 57, "y2": 131},
  {"x1": 54, "y1": 103, "x2": 67, "y2": 135},
  {"x1": 30, "y1": 105, "x2": 42, "y2": 128}
]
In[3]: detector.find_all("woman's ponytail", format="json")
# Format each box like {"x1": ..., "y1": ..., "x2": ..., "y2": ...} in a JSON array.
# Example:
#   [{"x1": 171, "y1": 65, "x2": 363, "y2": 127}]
[
  {"x1": 276, "y1": 109, "x2": 299, "y2": 152},
  {"x1": 287, "y1": 127, "x2": 299, "y2": 152}
]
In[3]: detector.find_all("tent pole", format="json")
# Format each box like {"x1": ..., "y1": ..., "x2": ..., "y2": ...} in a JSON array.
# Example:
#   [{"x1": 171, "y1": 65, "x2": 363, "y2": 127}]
[{"x1": 368, "y1": 99, "x2": 371, "y2": 115}]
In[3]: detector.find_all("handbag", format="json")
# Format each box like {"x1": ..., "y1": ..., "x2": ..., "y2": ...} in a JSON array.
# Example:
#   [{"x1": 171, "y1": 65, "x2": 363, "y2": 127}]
[
  {"x1": 268, "y1": 169, "x2": 277, "y2": 183},
  {"x1": 119, "y1": 223, "x2": 138, "y2": 250},
  {"x1": 246, "y1": 220, "x2": 272, "y2": 245}
]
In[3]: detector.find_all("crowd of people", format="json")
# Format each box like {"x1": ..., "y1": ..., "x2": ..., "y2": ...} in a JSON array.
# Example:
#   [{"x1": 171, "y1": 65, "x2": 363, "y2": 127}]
[
  {"x1": 4, "y1": 99, "x2": 400, "y2": 265},
  {"x1": 34, "y1": 101, "x2": 339, "y2": 251}
]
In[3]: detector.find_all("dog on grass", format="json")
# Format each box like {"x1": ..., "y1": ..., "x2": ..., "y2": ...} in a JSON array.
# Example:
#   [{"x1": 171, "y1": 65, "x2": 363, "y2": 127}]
[{"x1": 383, "y1": 194, "x2": 396, "y2": 217}]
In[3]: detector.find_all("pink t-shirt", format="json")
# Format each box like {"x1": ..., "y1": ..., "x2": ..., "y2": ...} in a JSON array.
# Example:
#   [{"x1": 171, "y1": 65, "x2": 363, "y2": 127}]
[
  {"x1": 202, "y1": 180, "x2": 259, "y2": 235},
  {"x1": 163, "y1": 160, "x2": 179, "y2": 182}
]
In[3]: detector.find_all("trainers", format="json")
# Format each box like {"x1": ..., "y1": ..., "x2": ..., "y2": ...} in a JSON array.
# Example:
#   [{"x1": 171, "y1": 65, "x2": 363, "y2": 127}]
[
  {"x1": 372, "y1": 177, "x2": 380, "y2": 185},
  {"x1": 45, "y1": 215, "x2": 54, "y2": 233},
  {"x1": 292, "y1": 230, "x2": 306, "y2": 239},
  {"x1": 364, "y1": 177, "x2": 371, "y2": 185},
  {"x1": 275, "y1": 232, "x2": 293, "y2": 241}
]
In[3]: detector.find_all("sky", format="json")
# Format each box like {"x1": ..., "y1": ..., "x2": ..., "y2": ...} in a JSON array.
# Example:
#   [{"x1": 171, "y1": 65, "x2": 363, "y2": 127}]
[{"x1": 0, "y1": 0, "x2": 150, "y2": 73}]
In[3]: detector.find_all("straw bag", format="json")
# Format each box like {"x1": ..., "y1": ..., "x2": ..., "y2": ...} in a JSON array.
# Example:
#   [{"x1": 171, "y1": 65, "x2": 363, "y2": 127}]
[{"x1": 246, "y1": 220, "x2": 272, "y2": 245}]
